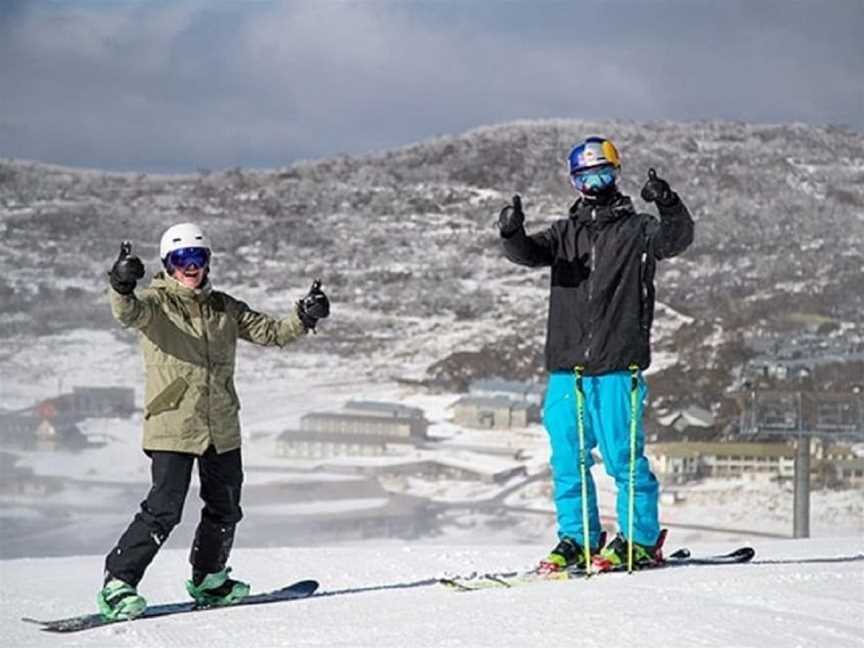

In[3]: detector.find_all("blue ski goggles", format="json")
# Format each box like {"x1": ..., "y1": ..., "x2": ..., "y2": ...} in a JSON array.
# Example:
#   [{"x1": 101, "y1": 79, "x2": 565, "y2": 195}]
[
  {"x1": 166, "y1": 246, "x2": 210, "y2": 270},
  {"x1": 570, "y1": 164, "x2": 618, "y2": 193}
]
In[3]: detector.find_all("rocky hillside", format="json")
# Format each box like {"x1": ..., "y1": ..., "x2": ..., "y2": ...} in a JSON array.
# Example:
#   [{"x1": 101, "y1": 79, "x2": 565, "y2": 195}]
[{"x1": 2, "y1": 119, "x2": 862, "y2": 432}]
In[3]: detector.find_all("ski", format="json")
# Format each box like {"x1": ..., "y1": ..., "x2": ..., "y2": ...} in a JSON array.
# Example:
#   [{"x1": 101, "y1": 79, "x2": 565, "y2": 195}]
[
  {"x1": 22, "y1": 579, "x2": 319, "y2": 633},
  {"x1": 440, "y1": 546, "x2": 756, "y2": 591}
]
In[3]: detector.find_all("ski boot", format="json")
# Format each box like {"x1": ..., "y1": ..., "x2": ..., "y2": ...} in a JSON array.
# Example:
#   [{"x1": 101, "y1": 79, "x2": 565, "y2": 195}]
[
  {"x1": 537, "y1": 531, "x2": 606, "y2": 575},
  {"x1": 186, "y1": 567, "x2": 250, "y2": 607},
  {"x1": 592, "y1": 529, "x2": 667, "y2": 572},
  {"x1": 97, "y1": 577, "x2": 147, "y2": 621}
]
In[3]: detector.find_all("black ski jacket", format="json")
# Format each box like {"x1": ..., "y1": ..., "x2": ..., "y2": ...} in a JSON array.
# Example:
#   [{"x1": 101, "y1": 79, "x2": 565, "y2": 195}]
[{"x1": 501, "y1": 192, "x2": 694, "y2": 375}]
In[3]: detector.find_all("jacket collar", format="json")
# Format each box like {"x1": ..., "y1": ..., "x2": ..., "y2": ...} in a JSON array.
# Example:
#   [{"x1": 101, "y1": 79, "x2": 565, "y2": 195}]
[
  {"x1": 569, "y1": 192, "x2": 636, "y2": 225},
  {"x1": 150, "y1": 271, "x2": 213, "y2": 301}
]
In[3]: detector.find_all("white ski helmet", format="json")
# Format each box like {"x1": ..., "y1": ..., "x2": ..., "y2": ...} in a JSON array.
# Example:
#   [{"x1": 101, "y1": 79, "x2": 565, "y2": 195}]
[
  {"x1": 160, "y1": 223, "x2": 212, "y2": 273},
  {"x1": 159, "y1": 222, "x2": 210, "y2": 260}
]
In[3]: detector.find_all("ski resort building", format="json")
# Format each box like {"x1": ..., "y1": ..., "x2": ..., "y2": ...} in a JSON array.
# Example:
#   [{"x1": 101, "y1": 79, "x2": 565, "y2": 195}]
[
  {"x1": 0, "y1": 451, "x2": 60, "y2": 496},
  {"x1": 451, "y1": 396, "x2": 531, "y2": 429},
  {"x1": 299, "y1": 409, "x2": 429, "y2": 441},
  {"x1": 276, "y1": 401, "x2": 429, "y2": 459},
  {"x1": 646, "y1": 442, "x2": 795, "y2": 484},
  {"x1": 341, "y1": 400, "x2": 426, "y2": 420},
  {"x1": 648, "y1": 441, "x2": 864, "y2": 487},
  {"x1": 466, "y1": 379, "x2": 544, "y2": 423},
  {"x1": 275, "y1": 430, "x2": 417, "y2": 459},
  {"x1": 39, "y1": 386, "x2": 135, "y2": 419},
  {"x1": 0, "y1": 411, "x2": 87, "y2": 451},
  {"x1": 1, "y1": 386, "x2": 134, "y2": 451},
  {"x1": 827, "y1": 457, "x2": 864, "y2": 488}
]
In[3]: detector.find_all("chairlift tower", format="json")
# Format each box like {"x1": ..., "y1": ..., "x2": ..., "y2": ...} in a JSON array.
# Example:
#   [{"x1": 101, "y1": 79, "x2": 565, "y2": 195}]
[{"x1": 739, "y1": 388, "x2": 864, "y2": 538}]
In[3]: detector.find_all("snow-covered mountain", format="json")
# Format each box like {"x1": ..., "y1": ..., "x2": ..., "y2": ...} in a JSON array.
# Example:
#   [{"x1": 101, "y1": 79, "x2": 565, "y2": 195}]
[
  {"x1": 2, "y1": 538, "x2": 862, "y2": 647},
  {"x1": 2, "y1": 118, "x2": 862, "y2": 430}
]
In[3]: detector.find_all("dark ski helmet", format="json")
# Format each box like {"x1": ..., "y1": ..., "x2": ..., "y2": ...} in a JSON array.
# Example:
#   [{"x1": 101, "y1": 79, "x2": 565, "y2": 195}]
[{"x1": 567, "y1": 137, "x2": 621, "y2": 195}]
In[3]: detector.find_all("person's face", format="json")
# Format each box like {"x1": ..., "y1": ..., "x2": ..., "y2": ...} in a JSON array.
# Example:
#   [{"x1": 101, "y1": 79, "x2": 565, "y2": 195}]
[
  {"x1": 166, "y1": 247, "x2": 209, "y2": 289},
  {"x1": 173, "y1": 265, "x2": 205, "y2": 289}
]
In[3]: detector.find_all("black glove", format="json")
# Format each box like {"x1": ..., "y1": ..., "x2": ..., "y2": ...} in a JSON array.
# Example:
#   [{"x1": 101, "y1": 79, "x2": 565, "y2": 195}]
[
  {"x1": 497, "y1": 194, "x2": 525, "y2": 238},
  {"x1": 108, "y1": 241, "x2": 145, "y2": 295},
  {"x1": 641, "y1": 168, "x2": 677, "y2": 206},
  {"x1": 296, "y1": 279, "x2": 330, "y2": 332}
]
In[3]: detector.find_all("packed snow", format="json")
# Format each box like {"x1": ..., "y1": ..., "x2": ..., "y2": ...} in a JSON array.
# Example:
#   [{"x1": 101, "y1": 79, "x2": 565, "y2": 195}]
[{"x1": 1, "y1": 538, "x2": 862, "y2": 647}]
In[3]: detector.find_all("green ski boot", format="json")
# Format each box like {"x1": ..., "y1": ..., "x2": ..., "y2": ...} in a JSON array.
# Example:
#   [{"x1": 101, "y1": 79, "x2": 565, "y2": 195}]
[
  {"x1": 97, "y1": 578, "x2": 147, "y2": 621},
  {"x1": 537, "y1": 532, "x2": 606, "y2": 574},
  {"x1": 593, "y1": 531, "x2": 665, "y2": 571},
  {"x1": 186, "y1": 567, "x2": 250, "y2": 607}
]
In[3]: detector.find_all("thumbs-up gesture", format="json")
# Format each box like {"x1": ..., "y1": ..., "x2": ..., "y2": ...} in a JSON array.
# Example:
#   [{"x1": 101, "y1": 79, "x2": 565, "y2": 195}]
[
  {"x1": 498, "y1": 194, "x2": 525, "y2": 238},
  {"x1": 640, "y1": 168, "x2": 676, "y2": 206},
  {"x1": 296, "y1": 279, "x2": 330, "y2": 333},
  {"x1": 108, "y1": 241, "x2": 145, "y2": 295}
]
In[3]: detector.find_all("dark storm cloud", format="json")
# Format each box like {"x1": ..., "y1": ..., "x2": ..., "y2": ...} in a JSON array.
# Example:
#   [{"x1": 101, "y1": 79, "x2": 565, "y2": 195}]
[{"x1": 0, "y1": 0, "x2": 861, "y2": 172}]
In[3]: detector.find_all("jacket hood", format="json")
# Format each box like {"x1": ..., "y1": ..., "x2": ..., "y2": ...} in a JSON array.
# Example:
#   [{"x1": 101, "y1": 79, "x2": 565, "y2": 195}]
[
  {"x1": 569, "y1": 192, "x2": 637, "y2": 225},
  {"x1": 149, "y1": 271, "x2": 213, "y2": 300}
]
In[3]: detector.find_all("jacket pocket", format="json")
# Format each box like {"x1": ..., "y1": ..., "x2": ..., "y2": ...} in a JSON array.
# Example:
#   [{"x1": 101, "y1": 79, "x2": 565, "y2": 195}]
[{"x1": 145, "y1": 377, "x2": 190, "y2": 420}]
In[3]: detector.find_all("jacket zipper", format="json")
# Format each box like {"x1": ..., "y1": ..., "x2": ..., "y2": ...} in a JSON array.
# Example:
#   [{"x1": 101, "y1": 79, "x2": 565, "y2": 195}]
[
  {"x1": 200, "y1": 300, "x2": 211, "y2": 436},
  {"x1": 585, "y1": 207, "x2": 597, "y2": 363}
]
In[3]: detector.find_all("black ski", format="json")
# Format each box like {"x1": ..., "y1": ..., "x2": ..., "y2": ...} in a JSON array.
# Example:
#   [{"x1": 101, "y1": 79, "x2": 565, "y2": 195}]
[
  {"x1": 22, "y1": 579, "x2": 319, "y2": 633},
  {"x1": 440, "y1": 546, "x2": 756, "y2": 591}
]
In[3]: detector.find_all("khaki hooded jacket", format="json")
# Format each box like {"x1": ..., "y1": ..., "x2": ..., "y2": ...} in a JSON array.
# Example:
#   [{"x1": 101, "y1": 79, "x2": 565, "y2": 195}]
[{"x1": 111, "y1": 272, "x2": 306, "y2": 455}]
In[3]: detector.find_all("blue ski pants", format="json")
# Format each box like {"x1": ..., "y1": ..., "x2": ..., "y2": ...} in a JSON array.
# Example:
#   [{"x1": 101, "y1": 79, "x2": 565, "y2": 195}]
[{"x1": 543, "y1": 370, "x2": 660, "y2": 547}]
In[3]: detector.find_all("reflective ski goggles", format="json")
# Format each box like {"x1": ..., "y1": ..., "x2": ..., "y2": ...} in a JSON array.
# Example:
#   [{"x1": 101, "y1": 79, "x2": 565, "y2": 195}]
[
  {"x1": 570, "y1": 164, "x2": 618, "y2": 193},
  {"x1": 166, "y1": 246, "x2": 210, "y2": 270}
]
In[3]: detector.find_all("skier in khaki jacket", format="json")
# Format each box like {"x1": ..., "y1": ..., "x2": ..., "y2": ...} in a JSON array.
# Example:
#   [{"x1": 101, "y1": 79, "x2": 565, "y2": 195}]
[{"x1": 98, "y1": 222, "x2": 329, "y2": 620}]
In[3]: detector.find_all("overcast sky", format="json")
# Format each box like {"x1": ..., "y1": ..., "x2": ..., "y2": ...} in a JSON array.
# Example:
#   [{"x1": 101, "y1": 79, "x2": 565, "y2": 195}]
[{"x1": 1, "y1": 0, "x2": 861, "y2": 172}]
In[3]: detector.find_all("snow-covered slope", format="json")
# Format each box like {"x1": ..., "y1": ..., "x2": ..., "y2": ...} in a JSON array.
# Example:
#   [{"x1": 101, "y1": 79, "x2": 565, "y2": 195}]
[{"x1": 2, "y1": 537, "x2": 862, "y2": 648}]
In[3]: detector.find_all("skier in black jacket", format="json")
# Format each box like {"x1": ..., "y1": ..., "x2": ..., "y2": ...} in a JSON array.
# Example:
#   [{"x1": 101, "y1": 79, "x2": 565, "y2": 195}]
[{"x1": 498, "y1": 136, "x2": 694, "y2": 572}]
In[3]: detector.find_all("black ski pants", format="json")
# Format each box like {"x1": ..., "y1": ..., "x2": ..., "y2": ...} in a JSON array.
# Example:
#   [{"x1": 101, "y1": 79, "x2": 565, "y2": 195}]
[{"x1": 105, "y1": 445, "x2": 243, "y2": 587}]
